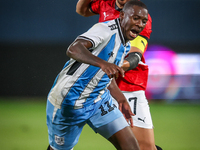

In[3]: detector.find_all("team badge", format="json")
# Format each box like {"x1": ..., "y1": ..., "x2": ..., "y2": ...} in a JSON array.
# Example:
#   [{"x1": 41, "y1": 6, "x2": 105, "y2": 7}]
[{"x1": 55, "y1": 135, "x2": 64, "y2": 145}]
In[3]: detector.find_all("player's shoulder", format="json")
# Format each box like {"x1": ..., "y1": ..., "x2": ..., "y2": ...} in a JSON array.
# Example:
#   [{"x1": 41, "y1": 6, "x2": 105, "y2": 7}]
[
  {"x1": 94, "y1": 19, "x2": 117, "y2": 31},
  {"x1": 88, "y1": 19, "x2": 119, "y2": 41}
]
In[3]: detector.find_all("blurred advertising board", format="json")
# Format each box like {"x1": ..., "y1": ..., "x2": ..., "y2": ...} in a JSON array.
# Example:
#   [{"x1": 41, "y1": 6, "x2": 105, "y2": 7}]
[{"x1": 145, "y1": 45, "x2": 200, "y2": 102}]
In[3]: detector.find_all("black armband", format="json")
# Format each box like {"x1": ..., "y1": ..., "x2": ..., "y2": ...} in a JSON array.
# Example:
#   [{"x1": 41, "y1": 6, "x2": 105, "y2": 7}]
[{"x1": 125, "y1": 52, "x2": 142, "y2": 71}]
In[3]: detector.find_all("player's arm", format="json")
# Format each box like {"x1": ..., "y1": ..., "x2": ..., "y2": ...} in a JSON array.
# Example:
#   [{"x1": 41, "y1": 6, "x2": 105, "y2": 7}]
[
  {"x1": 108, "y1": 78, "x2": 134, "y2": 127},
  {"x1": 121, "y1": 35, "x2": 148, "y2": 71},
  {"x1": 76, "y1": 0, "x2": 96, "y2": 17},
  {"x1": 67, "y1": 39, "x2": 124, "y2": 78}
]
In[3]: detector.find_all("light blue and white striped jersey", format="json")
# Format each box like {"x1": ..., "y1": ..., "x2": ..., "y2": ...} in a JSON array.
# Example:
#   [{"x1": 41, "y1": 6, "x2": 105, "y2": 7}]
[{"x1": 48, "y1": 18, "x2": 130, "y2": 110}]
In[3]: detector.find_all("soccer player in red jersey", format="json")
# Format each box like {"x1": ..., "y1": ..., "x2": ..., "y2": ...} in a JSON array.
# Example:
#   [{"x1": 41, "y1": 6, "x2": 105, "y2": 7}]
[{"x1": 76, "y1": 0, "x2": 162, "y2": 150}]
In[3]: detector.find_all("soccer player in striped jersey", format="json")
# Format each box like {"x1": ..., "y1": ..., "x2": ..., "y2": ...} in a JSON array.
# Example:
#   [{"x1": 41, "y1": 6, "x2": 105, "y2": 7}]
[
  {"x1": 46, "y1": 1, "x2": 148, "y2": 150},
  {"x1": 76, "y1": 0, "x2": 162, "y2": 150}
]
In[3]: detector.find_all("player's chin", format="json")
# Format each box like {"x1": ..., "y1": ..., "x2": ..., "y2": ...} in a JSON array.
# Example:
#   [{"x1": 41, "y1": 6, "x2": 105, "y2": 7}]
[
  {"x1": 127, "y1": 35, "x2": 137, "y2": 41},
  {"x1": 128, "y1": 32, "x2": 138, "y2": 41}
]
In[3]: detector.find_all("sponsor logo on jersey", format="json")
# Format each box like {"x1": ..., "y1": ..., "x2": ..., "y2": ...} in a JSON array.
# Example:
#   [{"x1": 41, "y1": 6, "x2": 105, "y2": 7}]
[{"x1": 108, "y1": 24, "x2": 118, "y2": 30}]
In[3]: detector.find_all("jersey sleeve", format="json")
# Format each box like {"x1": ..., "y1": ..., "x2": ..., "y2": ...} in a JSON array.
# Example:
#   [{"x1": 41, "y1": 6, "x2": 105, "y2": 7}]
[
  {"x1": 77, "y1": 23, "x2": 110, "y2": 49},
  {"x1": 90, "y1": 0, "x2": 101, "y2": 14}
]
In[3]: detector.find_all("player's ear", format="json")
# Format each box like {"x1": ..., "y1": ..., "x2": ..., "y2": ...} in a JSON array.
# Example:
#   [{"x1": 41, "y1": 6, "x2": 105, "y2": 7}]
[{"x1": 119, "y1": 10, "x2": 125, "y2": 20}]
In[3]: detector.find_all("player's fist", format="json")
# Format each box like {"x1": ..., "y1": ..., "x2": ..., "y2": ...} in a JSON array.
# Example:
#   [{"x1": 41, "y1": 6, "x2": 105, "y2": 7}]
[{"x1": 100, "y1": 61, "x2": 124, "y2": 79}]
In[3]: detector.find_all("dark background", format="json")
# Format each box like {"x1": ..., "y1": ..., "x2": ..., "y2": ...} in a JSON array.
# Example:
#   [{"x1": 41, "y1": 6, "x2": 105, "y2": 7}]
[{"x1": 1, "y1": 0, "x2": 200, "y2": 97}]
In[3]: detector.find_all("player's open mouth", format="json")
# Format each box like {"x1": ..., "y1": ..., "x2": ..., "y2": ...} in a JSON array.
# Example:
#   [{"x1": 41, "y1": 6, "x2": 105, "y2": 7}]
[{"x1": 130, "y1": 30, "x2": 139, "y2": 38}]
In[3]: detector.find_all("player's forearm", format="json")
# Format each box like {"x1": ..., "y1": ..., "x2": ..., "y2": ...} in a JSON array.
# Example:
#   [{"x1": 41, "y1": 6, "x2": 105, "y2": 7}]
[
  {"x1": 76, "y1": 0, "x2": 94, "y2": 17},
  {"x1": 121, "y1": 60, "x2": 130, "y2": 71},
  {"x1": 108, "y1": 79, "x2": 127, "y2": 103},
  {"x1": 67, "y1": 40, "x2": 106, "y2": 68},
  {"x1": 121, "y1": 46, "x2": 143, "y2": 71}
]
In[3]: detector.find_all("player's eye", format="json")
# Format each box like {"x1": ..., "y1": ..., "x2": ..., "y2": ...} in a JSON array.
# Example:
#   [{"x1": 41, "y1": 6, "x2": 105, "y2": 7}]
[
  {"x1": 142, "y1": 19, "x2": 147, "y2": 24},
  {"x1": 133, "y1": 16, "x2": 139, "y2": 20}
]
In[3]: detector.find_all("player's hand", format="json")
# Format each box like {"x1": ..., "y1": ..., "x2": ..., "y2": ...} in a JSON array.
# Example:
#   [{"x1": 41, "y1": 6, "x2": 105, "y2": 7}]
[
  {"x1": 118, "y1": 101, "x2": 135, "y2": 127},
  {"x1": 100, "y1": 61, "x2": 124, "y2": 79}
]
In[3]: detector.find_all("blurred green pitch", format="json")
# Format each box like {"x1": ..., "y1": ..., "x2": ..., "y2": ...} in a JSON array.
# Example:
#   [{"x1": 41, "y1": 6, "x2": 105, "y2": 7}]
[{"x1": 0, "y1": 97, "x2": 200, "y2": 150}]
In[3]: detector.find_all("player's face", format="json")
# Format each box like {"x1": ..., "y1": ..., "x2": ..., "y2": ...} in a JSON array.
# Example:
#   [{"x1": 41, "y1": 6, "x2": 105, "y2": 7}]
[
  {"x1": 120, "y1": 5, "x2": 148, "y2": 42},
  {"x1": 116, "y1": 0, "x2": 130, "y2": 9}
]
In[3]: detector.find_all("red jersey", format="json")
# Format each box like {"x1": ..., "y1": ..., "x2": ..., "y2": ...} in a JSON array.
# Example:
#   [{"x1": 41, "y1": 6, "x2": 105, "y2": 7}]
[
  {"x1": 90, "y1": 0, "x2": 152, "y2": 91},
  {"x1": 90, "y1": 0, "x2": 120, "y2": 22}
]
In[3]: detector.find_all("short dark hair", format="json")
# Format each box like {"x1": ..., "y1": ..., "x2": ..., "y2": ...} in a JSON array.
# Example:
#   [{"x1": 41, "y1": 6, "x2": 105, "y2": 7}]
[{"x1": 123, "y1": 0, "x2": 148, "y2": 11}]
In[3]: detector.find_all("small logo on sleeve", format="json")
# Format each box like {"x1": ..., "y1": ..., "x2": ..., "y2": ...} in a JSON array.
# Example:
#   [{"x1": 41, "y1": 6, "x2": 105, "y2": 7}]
[
  {"x1": 141, "y1": 40, "x2": 145, "y2": 47},
  {"x1": 55, "y1": 135, "x2": 65, "y2": 145}
]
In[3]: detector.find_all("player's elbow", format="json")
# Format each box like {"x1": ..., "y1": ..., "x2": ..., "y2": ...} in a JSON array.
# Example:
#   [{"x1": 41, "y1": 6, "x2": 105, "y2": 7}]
[
  {"x1": 76, "y1": 10, "x2": 90, "y2": 17},
  {"x1": 76, "y1": 7, "x2": 87, "y2": 17},
  {"x1": 66, "y1": 47, "x2": 72, "y2": 58},
  {"x1": 66, "y1": 44, "x2": 76, "y2": 58},
  {"x1": 76, "y1": 6, "x2": 94, "y2": 17},
  {"x1": 76, "y1": 8, "x2": 83, "y2": 16},
  {"x1": 66, "y1": 40, "x2": 82, "y2": 58}
]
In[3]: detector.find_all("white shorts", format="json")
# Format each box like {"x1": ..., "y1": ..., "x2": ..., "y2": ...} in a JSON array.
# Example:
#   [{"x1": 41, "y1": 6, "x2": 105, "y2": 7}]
[{"x1": 113, "y1": 90, "x2": 153, "y2": 129}]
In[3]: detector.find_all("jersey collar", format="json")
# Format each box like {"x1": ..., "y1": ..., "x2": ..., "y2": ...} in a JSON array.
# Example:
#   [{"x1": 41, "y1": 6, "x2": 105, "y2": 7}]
[{"x1": 115, "y1": 18, "x2": 126, "y2": 46}]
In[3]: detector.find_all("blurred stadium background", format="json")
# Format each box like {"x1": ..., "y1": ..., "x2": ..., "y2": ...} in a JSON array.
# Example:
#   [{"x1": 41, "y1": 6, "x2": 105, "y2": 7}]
[{"x1": 0, "y1": 0, "x2": 200, "y2": 149}]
